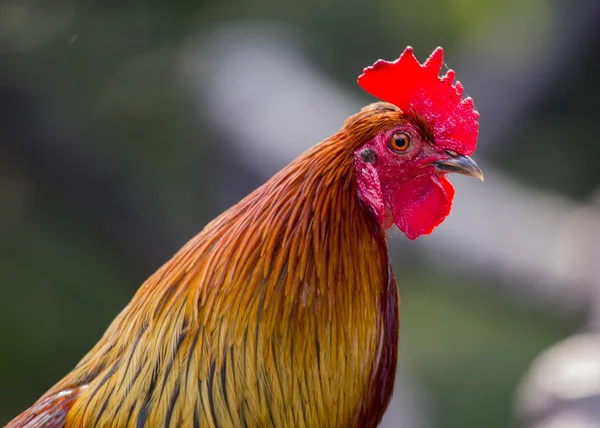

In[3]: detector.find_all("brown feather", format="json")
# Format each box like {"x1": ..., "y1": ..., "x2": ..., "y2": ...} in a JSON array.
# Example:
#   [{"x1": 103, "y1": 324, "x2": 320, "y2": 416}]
[{"x1": 7, "y1": 106, "x2": 403, "y2": 427}]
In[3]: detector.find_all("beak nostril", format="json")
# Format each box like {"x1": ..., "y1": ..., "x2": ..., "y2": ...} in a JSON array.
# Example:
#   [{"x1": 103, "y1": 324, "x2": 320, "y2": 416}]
[{"x1": 445, "y1": 150, "x2": 458, "y2": 157}]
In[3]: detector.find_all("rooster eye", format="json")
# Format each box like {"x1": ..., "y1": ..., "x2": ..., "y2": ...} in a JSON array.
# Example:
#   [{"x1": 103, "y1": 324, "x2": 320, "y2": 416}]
[{"x1": 389, "y1": 132, "x2": 411, "y2": 152}]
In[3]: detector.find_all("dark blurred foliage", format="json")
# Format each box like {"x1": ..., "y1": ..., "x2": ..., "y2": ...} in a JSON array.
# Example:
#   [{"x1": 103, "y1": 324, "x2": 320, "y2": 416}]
[{"x1": 0, "y1": 0, "x2": 597, "y2": 426}]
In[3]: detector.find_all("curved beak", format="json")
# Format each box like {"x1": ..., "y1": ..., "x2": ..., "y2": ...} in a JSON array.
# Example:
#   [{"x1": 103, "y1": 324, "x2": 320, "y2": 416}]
[{"x1": 433, "y1": 154, "x2": 484, "y2": 182}]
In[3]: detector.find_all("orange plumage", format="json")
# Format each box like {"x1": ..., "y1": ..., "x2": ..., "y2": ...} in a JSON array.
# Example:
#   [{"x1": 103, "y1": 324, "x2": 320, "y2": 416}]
[
  {"x1": 8, "y1": 109, "x2": 400, "y2": 427},
  {"x1": 6, "y1": 47, "x2": 481, "y2": 427}
]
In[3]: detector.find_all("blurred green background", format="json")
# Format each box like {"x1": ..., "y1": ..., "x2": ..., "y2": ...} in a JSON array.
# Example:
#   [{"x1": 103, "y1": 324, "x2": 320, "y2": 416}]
[{"x1": 1, "y1": 1, "x2": 599, "y2": 427}]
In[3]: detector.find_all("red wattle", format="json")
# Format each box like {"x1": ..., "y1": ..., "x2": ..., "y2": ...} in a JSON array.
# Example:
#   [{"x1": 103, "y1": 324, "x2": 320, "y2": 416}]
[{"x1": 390, "y1": 174, "x2": 454, "y2": 240}]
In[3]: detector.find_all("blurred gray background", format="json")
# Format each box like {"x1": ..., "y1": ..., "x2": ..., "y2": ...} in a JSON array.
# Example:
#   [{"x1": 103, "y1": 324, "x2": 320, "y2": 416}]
[{"x1": 1, "y1": 1, "x2": 600, "y2": 427}]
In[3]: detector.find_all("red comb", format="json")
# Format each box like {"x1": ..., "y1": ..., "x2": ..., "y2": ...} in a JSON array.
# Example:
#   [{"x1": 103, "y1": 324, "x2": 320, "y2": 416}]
[{"x1": 358, "y1": 47, "x2": 479, "y2": 155}]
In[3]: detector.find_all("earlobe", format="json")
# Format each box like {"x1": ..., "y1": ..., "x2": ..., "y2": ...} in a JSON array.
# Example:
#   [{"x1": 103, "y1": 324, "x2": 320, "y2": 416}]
[
  {"x1": 359, "y1": 148, "x2": 377, "y2": 163},
  {"x1": 354, "y1": 156, "x2": 387, "y2": 227}
]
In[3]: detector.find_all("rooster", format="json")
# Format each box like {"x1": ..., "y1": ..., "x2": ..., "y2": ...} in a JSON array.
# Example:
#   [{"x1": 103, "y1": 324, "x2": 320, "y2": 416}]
[{"x1": 6, "y1": 47, "x2": 482, "y2": 428}]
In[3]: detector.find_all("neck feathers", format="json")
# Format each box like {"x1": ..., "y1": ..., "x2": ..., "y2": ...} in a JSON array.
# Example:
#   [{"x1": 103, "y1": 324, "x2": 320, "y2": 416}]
[{"x1": 40, "y1": 119, "x2": 397, "y2": 427}]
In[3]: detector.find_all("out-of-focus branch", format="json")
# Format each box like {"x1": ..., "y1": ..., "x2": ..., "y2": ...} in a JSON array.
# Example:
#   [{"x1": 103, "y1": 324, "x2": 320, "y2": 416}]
[{"x1": 422, "y1": 170, "x2": 600, "y2": 315}]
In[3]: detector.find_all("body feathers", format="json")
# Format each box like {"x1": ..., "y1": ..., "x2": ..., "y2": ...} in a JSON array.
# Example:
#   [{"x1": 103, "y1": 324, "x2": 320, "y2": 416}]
[{"x1": 7, "y1": 109, "x2": 402, "y2": 427}]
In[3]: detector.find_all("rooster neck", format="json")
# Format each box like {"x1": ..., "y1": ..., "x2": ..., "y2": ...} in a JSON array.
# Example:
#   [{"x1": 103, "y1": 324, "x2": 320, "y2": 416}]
[
  {"x1": 49, "y1": 137, "x2": 399, "y2": 428},
  {"x1": 202, "y1": 140, "x2": 398, "y2": 425},
  {"x1": 222, "y1": 139, "x2": 390, "y2": 306},
  {"x1": 170, "y1": 138, "x2": 397, "y2": 425},
  {"x1": 178, "y1": 139, "x2": 397, "y2": 424}
]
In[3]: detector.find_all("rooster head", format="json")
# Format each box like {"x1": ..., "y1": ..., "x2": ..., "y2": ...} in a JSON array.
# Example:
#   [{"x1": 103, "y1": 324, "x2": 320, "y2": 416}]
[{"x1": 353, "y1": 47, "x2": 482, "y2": 240}]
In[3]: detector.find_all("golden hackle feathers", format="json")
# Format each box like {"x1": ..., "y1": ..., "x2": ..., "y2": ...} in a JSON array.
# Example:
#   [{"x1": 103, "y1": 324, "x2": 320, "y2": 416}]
[{"x1": 7, "y1": 105, "x2": 402, "y2": 428}]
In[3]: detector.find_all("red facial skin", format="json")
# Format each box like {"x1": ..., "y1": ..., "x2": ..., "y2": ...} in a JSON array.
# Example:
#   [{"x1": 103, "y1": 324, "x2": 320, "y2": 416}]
[
  {"x1": 354, "y1": 47, "x2": 480, "y2": 240},
  {"x1": 353, "y1": 118, "x2": 456, "y2": 239}
]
